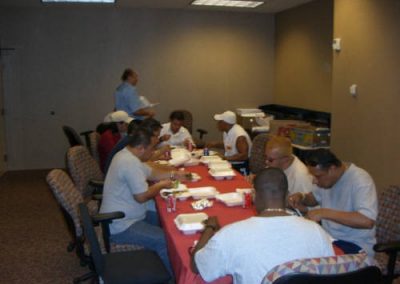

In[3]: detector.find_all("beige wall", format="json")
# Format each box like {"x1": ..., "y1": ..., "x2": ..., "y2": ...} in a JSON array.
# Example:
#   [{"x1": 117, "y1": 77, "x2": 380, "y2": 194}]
[
  {"x1": 331, "y1": 0, "x2": 400, "y2": 189},
  {"x1": 0, "y1": 7, "x2": 274, "y2": 169},
  {"x1": 274, "y1": 0, "x2": 333, "y2": 112}
]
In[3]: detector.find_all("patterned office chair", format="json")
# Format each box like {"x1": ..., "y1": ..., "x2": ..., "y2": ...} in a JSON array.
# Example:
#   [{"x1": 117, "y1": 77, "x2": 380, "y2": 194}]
[
  {"x1": 88, "y1": 131, "x2": 100, "y2": 166},
  {"x1": 249, "y1": 133, "x2": 270, "y2": 174},
  {"x1": 62, "y1": 125, "x2": 84, "y2": 147},
  {"x1": 46, "y1": 169, "x2": 141, "y2": 254},
  {"x1": 374, "y1": 185, "x2": 400, "y2": 283},
  {"x1": 262, "y1": 253, "x2": 380, "y2": 284},
  {"x1": 66, "y1": 145, "x2": 104, "y2": 199}
]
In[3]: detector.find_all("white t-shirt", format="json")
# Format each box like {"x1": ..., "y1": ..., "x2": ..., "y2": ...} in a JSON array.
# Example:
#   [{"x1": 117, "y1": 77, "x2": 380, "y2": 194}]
[
  {"x1": 195, "y1": 216, "x2": 334, "y2": 284},
  {"x1": 312, "y1": 163, "x2": 378, "y2": 256},
  {"x1": 159, "y1": 122, "x2": 194, "y2": 147},
  {"x1": 223, "y1": 124, "x2": 252, "y2": 158},
  {"x1": 100, "y1": 148, "x2": 152, "y2": 234},
  {"x1": 284, "y1": 155, "x2": 313, "y2": 194}
]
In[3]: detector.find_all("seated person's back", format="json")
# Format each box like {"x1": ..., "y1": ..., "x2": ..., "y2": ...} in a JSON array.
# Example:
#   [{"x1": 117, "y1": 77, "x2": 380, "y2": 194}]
[{"x1": 192, "y1": 168, "x2": 334, "y2": 284}]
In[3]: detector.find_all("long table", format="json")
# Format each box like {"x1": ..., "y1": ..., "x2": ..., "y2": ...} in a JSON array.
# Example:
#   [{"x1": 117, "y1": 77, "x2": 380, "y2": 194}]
[{"x1": 155, "y1": 165, "x2": 254, "y2": 284}]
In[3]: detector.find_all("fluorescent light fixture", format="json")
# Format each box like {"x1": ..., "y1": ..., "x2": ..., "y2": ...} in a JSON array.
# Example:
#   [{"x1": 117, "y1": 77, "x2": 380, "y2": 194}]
[
  {"x1": 41, "y1": 0, "x2": 115, "y2": 3},
  {"x1": 191, "y1": 0, "x2": 264, "y2": 8}
]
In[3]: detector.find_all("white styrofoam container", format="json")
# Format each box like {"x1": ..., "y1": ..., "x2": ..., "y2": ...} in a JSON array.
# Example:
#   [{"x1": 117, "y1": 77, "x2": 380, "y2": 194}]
[
  {"x1": 174, "y1": 213, "x2": 208, "y2": 235},
  {"x1": 216, "y1": 192, "x2": 244, "y2": 207},
  {"x1": 188, "y1": 186, "x2": 219, "y2": 199}
]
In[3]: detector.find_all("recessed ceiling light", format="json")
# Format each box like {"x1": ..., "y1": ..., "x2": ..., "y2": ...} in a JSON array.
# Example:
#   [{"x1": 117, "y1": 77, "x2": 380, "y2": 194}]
[
  {"x1": 41, "y1": 0, "x2": 115, "y2": 3},
  {"x1": 191, "y1": 0, "x2": 264, "y2": 8}
]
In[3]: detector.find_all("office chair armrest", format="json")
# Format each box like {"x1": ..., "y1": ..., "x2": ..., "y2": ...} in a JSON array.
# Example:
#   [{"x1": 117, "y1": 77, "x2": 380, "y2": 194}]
[
  {"x1": 374, "y1": 241, "x2": 400, "y2": 253},
  {"x1": 91, "y1": 194, "x2": 103, "y2": 201},
  {"x1": 80, "y1": 130, "x2": 93, "y2": 136},
  {"x1": 92, "y1": 211, "x2": 125, "y2": 225},
  {"x1": 89, "y1": 179, "x2": 104, "y2": 195},
  {"x1": 196, "y1": 128, "x2": 208, "y2": 135},
  {"x1": 89, "y1": 179, "x2": 104, "y2": 188}
]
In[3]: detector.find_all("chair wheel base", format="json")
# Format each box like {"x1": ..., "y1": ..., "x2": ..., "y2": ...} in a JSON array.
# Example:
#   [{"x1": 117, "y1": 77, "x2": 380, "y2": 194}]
[{"x1": 73, "y1": 271, "x2": 96, "y2": 284}]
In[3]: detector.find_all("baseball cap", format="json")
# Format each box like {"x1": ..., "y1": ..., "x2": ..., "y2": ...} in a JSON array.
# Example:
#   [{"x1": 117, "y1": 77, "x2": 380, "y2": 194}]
[
  {"x1": 104, "y1": 111, "x2": 133, "y2": 124},
  {"x1": 214, "y1": 111, "x2": 236, "y2": 124}
]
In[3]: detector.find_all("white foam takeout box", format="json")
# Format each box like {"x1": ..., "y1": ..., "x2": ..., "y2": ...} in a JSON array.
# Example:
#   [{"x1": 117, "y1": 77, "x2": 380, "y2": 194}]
[
  {"x1": 200, "y1": 155, "x2": 222, "y2": 165},
  {"x1": 174, "y1": 213, "x2": 208, "y2": 235},
  {"x1": 216, "y1": 192, "x2": 244, "y2": 207},
  {"x1": 169, "y1": 148, "x2": 191, "y2": 167},
  {"x1": 207, "y1": 160, "x2": 232, "y2": 170},
  {"x1": 188, "y1": 186, "x2": 219, "y2": 199},
  {"x1": 208, "y1": 169, "x2": 236, "y2": 180}
]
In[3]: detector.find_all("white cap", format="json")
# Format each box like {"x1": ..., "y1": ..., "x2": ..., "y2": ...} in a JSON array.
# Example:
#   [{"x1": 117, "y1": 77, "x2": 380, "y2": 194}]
[
  {"x1": 104, "y1": 111, "x2": 133, "y2": 124},
  {"x1": 214, "y1": 110, "x2": 236, "y2": 124}
]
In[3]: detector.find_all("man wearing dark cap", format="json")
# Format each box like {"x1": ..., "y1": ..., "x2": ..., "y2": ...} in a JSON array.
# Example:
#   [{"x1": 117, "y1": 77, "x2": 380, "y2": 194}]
[
  {"x1": 288, "y1": 149, "x2": 378, "y2": 256},
  {"x1": 191, "y1": 168, "x2": 334, "y2": 284}
]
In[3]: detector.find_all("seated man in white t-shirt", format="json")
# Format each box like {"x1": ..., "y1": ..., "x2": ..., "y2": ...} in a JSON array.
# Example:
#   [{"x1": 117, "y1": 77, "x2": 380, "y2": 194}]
[
  {"x1": 288, "y1": 149, "x2": 378, "y2": 256},
  {"x1": 264, "y1": 135, "x2": 313, "y2": 194},
  {"x1": 191, "y1": 167, "x2": 334, "y2": 284},
  {"x1": 207, "y1": 110, "x2": 252, "y2": 173},
  {"x1": 159, "y1": 110, "x2": 195, "y2": 148}
]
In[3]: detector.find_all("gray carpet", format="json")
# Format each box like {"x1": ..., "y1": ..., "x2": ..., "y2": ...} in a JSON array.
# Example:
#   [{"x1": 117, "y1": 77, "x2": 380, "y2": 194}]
[{"x1": 0, "y1": 170, "x2": 89, "y2": 284}]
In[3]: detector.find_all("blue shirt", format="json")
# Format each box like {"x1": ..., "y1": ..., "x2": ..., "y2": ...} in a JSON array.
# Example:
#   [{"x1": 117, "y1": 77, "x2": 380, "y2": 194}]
[{"x1": 114, "y1": 82, "x2": 144, "y2": 119}]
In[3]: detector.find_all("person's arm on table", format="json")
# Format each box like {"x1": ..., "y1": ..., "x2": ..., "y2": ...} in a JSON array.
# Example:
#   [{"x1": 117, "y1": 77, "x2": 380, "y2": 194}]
[
  {"x1": 134, "y1": 179, "x2": 173, "y2": 203},
  {"x1": 224, "y1": 136, "x2": 249, "y2": 161},
  {"x1": 150, "y1": 144, "x2": 171, "y2": 161},
  {"x1": 306, "y1": 209, "x2": 375, "y2": 229},
  {"x1": 191, "y1": 216, "x2": 220, "y2": 274},
  {"x1": 288, "y1": 192, "x2": 319, "y2": 212}
]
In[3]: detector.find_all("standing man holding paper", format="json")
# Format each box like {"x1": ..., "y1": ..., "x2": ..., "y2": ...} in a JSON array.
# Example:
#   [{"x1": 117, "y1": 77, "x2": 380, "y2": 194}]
[{"x1": 114, "y1": 68, "x2": 156, "y2": 120}]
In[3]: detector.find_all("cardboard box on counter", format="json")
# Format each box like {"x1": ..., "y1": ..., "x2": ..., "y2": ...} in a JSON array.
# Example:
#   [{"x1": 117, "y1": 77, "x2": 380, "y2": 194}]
[
  {"x1": 269, "y1": 120, "x2": 311, "y2": 137},
  {"x1": 289, "y1": 126, "x2": 330, "y2": 147}
]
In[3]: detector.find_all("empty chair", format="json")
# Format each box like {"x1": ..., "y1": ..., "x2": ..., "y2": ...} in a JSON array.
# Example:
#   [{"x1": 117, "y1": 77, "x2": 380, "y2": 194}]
[
  {"x1": 46, "y1": 169, "x2": 98, "y2": 267},
  {"x1": 66, "y1": 145, "x2": 104, "y2": 199},
  {"x1": 262, "y1": 253, "x2": 381, "y2": 284},
  {"x1": 249, "y1": 133, "x2": 270, "y2": 174},
  {"x1": 79, "y1": 203, "x2": 171, "y2": 284},
  {"x1": 374, "y1": 185, "x2": 400, "y2": 283},
  {"x1": 63, "y1": 125, "x2": 84, "y2": 147},
  {"x1": 88, "y1": 131, "x2": 101, "y2": 165},
  {"x1": 47, "y1": 170, "x2": 142, "y2": 251},
  {"x1": 80, "y1": 130, "x2": 94, "y2": 149}
]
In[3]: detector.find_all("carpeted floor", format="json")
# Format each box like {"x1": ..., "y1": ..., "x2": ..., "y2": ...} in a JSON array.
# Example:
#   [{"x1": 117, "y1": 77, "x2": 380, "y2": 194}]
[{"x1": 0, "y1": 170, "x2": 90, "y2": 284}]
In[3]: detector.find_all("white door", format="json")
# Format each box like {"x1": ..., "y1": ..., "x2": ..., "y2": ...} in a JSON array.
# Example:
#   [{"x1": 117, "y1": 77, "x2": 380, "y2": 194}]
[{"x1": 0, "y1": 51, "x2": 7, "y2": 175}]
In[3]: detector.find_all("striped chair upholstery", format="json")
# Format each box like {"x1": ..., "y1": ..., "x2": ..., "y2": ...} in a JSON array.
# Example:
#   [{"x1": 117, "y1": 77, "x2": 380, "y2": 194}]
[
  {"x1": 88, "y1": 132, "x2": 100, "y2": 165},
  {"x1": 249, "y1": 133, "x2": 270, "y2": 174},
  {"x1": 262, "y1": 253, "x2": 376, "y2": 284},
  {"x1": 374, "y1": 185, "x2": 400, "y2": 276},
  {"x1": 46, "y1": 169, "x2": 141, "y2": 254},
  {"x1": 66, "y1": 145, "x2": 104, "y2": 199}
]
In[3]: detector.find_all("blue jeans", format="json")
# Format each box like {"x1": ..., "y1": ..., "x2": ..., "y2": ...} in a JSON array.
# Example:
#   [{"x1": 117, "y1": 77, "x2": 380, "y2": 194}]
[{"x1": 110, "y1": 211, "x2": 172, "y2": 276}]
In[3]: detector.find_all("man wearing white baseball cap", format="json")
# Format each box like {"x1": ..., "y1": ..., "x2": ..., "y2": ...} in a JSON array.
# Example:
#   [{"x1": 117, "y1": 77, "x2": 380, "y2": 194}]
[
  {"x1": 208, "y1": 110, "x2": 252, "y2": 174},
  {"x1": 98, "y1": 110, "x2": 134, "y2": 172}
]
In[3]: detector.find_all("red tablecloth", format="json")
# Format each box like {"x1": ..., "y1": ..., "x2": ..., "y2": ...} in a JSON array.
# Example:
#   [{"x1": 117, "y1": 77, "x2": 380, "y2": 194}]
[
  {"x1": 155, "y1": 165, "x2": 343, "y2": 284},
  {"x1": 155, "y1": 165, "x2": 254, "y2": 284}
]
